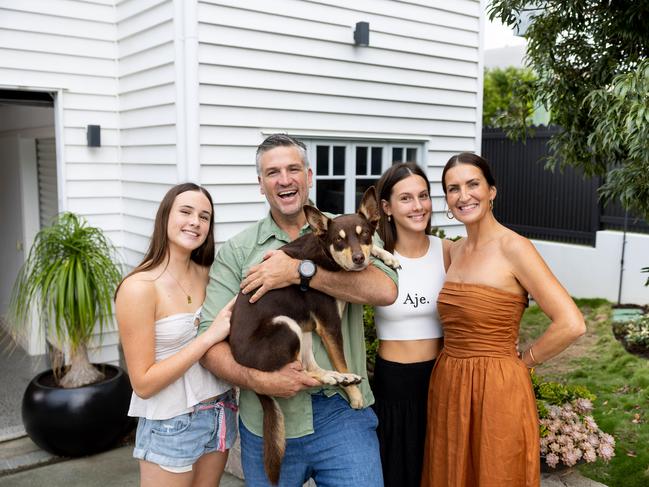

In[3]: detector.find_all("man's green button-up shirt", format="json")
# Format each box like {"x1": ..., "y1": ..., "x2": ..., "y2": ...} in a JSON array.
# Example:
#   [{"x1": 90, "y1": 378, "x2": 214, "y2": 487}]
[{"x1": 199, "y1": 212, "x2": 397, "y2": 438}]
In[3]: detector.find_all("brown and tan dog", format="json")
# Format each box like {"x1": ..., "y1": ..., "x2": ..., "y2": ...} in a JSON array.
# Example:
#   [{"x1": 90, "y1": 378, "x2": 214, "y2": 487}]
[{"x1": 229, "y1": 186, "x2": 399, "y2": 484}]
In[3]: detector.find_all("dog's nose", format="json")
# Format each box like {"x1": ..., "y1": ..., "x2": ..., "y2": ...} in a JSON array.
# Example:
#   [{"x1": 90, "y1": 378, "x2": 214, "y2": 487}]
[{"x1": 352, "y1": 252, "x2": 365, "y2": 265}]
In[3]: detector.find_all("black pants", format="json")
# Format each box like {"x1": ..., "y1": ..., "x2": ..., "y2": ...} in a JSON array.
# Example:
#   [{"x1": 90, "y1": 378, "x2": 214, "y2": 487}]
[{"x1": 372, "y1": 355, "x2": 436, "y2": 487}]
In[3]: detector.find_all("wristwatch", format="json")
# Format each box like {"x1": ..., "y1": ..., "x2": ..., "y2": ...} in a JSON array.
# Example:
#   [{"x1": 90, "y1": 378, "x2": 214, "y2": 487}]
[{"x1": 298, "y1": 259, "x2": 317, "y2": 291}]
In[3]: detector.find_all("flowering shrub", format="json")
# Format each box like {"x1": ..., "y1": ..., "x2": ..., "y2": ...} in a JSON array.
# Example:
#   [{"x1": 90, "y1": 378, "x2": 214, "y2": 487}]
[
  {"x1": 614, "y1": 315, "x2": 649, "y2": 347},
  {"x1": 532, "y1": 373, "x2": 616, "y2": 469}
]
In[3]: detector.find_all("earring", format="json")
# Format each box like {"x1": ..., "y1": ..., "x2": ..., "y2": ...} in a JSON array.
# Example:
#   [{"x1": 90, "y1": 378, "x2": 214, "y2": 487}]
[
  {"x1": 446, "y1": 208, "x2": 454, "y2": 220},
  {"x1": 387, "y1": 214, "x2": 392, "y2": 222},
  {"x1": 489, "y1": 200, "x2": 494, "y2": 210}
]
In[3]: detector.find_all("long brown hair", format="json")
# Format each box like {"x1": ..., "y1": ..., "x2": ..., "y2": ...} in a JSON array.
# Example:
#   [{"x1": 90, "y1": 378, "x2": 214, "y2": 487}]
[
  {"x1": 115, "y1": 183, "x2": 215, "y2": 296},
  {"x1": 376, "y1": 162, "x2": 432, "y2": 253}
]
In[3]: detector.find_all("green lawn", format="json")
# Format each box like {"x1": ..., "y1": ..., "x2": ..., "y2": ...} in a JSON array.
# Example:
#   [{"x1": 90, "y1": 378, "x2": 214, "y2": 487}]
[{"x1": 520, "y1": 299, "x2": 649, "y2": 487}]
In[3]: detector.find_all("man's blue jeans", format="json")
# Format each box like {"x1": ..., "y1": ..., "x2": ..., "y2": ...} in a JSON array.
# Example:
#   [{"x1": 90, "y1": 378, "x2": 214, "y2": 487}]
[{"x1": 239, "y1": 392, "x2": 383, "y2": 486}]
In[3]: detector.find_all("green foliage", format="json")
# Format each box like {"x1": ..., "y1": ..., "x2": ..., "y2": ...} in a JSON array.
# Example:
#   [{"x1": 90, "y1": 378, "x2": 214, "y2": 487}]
[
  {"x1": 532, "y1": 371, "x2": 596, "y2": 419},
  {"x1": 586, "y1": 60, "x2": 649, "y2": 221},
  {"x1": 489, "y1": 1, "x2": 649, "y2": 220},
  {"x1": 363, "y1": 305, "x2": 378, "y2": 375},
  {"x1": 483, "y1": 67, "x2": 537, "y2": 137},
  {"x1": 8, "y1": 212, "x2": 123, "y2": 385},
  {"x1": 613, "y1": 316, "x2": 649, "y2": 348}
]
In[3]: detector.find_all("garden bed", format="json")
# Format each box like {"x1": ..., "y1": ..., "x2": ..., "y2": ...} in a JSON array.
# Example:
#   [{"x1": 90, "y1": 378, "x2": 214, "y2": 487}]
[{"x1": 519, "y1": 299, "x2": 649, "y2": 487}]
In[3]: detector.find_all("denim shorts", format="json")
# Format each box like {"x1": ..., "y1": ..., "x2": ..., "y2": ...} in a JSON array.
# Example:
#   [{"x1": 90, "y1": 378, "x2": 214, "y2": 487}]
[{"x1": 133, "y1": 389, "x2": 238, "y2": 469}]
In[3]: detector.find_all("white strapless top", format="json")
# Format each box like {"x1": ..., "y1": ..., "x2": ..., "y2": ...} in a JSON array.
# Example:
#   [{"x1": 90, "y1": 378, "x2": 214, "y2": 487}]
[{"x1": 127, "y1": 307, "x2": 231, "y2": 420}]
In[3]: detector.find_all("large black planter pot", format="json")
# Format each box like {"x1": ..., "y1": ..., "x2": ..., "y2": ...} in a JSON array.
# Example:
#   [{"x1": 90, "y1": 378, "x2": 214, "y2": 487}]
[{"x1": 22, "y1": 364, "x2": 134, "y2": 457}]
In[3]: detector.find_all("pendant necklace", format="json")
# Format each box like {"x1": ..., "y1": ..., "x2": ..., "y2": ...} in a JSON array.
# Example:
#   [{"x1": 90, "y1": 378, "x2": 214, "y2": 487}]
[{"x1": 167, "y1": 269, "x2": 192, "y2": 304}]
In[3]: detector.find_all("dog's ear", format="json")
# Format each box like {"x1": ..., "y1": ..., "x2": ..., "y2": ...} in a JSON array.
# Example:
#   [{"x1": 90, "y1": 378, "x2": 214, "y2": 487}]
[
  {"x1": 358, "y1": 186, "x2": 380, "y2": 226},
  {"x1": 304, "y1": 205, "x2": 330, "y2": 236}
]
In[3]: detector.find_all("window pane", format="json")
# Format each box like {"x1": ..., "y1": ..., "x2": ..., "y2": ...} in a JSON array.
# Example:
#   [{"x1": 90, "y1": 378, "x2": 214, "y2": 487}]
[
  {"x1": 406, "y1": 148, "x2": 417, "y2": 162},
  {"x1": 356, "y1": 146, "x2": 367, "y2": 175},
  {"x1": 316, "y1": 180, "x2": 345, "y2": 214},
  {"x1": 371, "y1": 147, "x2": 382, "y2": 175},
  {"x1": 316, "y1": 145, "x2": 329, "y2": 176},
  {"x1": 333, "y1": 146, "x2": 345, "y2": 175},
  {"x1": 392, "y1": 147, "x2": 403, "y2": 163},
  {"x1": 356, "y1": 178, "x2": 378, "y2": 209}
]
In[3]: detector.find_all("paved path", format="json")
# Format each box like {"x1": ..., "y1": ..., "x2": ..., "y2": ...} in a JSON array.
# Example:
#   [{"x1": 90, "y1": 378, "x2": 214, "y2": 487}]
[
  {"x1": 0, "y1": 439, "x2": 607, "y2": 487},
  {"x1": 0, "y1": 443, "x2": 243, "y2": 487}
]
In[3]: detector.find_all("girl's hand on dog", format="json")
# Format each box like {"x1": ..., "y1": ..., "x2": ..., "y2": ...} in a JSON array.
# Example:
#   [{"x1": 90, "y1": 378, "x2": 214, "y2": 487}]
[{"x1": 204, "y1": 297, "x2": 235, "y2": 345}]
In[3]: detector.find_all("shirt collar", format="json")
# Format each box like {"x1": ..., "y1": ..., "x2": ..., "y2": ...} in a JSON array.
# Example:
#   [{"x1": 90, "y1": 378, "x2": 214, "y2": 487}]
[{"x1": 256, "y1": 212, "x2": 311, "y2": 246}]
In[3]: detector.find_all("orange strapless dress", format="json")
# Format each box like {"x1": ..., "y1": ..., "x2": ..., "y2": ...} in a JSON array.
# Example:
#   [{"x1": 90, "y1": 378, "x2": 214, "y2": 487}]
[{"x1": 421, "y1": 282, "x2": 540, "y2": 487}]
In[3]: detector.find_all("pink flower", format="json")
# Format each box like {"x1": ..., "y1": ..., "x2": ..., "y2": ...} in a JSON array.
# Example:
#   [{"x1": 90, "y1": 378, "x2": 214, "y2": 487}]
[
  {"x1": 598, "y1": 443, "x2": 615, "y2": 461},
  {"x1": 587, "y1": 433, "x2": 600, "y2": 447},
  {"x1": 545, "y1": 453, "x2": 560, "y2": 468},
  {"x1": 583, "y1": 447, "x2": 597, "y2": 463},
  {"x1": 584, "y1": 416, "x2": 598, "y2": 431},
  {"x1": 548, "y1": 406, "x2": 561, "y2": 419},
  {"x1": 574, "y1": 398, "x2": 593, "y2": 414}
]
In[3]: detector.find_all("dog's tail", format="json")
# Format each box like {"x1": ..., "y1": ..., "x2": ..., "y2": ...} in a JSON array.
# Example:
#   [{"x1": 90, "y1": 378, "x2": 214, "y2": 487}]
[{"x1": 257, "y1": 393, "x2": 285, "y2": 485}]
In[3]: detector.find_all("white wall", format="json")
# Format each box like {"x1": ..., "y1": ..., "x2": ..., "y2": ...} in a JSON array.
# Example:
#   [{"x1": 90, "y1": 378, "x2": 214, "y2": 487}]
[
  {"x1": 0, "y1": 1, "x2": 120, "y2": 359},
  {"x1": 116, "y1": 0, "x2": 178, "y2": 267},
  {"x1": 0, "y1": 1, "x2": 121, "y2": 240},
  {"x1": 196, "y1": 0, "x2": 482, "y2": 242},
  {"x1": 533, "y1": 231, "x2": 649, "y2": 305}
]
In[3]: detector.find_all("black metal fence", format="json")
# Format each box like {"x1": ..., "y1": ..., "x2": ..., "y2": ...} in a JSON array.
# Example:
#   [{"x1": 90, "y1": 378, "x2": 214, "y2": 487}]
[{"x1": 481, "y1": 126, "x2": 649, "y2": 246}]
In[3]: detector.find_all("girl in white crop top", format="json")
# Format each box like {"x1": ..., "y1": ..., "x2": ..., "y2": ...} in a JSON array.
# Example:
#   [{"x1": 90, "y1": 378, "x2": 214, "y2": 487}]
[
  {"x1": 372, "y1": 163, "x2": 450, "y2": 487},
  {"x1": 115, "y1": 183, "x2": 235, "y2": 486}
]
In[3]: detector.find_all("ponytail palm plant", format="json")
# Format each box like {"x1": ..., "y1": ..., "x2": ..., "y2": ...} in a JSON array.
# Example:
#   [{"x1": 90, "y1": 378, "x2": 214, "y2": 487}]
[{"x1": 9, "y1": 212, "x2": 122, "y2": 388}]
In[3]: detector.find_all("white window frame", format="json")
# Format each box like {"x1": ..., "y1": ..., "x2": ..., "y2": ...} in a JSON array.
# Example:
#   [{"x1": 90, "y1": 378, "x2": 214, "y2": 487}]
[{"x1": 301, "y1": 139, "x2": 426, "y2": 213}]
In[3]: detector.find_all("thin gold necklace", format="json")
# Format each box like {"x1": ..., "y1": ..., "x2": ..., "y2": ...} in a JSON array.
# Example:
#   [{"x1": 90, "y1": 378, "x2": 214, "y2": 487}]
[{"x1": 167, "y1": 268, "x2": 193, "y2": 304}]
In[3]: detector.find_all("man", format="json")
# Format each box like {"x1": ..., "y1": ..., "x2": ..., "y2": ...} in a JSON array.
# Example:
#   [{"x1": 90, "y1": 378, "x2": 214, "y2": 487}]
[{"x1": 199, "y1": 134, "x2": 398, "y2": 486}]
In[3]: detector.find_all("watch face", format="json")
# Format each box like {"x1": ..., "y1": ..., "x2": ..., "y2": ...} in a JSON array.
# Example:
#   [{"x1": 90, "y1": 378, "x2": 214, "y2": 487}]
[{"x1": 300, "y1": 260, "x2": 316, "y2": 278}]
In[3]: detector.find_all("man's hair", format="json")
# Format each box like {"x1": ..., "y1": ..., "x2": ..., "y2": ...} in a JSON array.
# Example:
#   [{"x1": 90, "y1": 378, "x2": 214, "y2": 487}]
[{"x1": 255, "y1": 134, "x2": 309, "y2": 175}]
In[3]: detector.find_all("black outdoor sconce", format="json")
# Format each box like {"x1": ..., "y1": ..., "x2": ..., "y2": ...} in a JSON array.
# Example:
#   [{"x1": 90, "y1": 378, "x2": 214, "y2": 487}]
[
  {"x1": 87, "y1": 125, "x2": 101, "y2": 147},
  {"x1": 354, "y1": 21, "x2": 369, "y2": 46}
]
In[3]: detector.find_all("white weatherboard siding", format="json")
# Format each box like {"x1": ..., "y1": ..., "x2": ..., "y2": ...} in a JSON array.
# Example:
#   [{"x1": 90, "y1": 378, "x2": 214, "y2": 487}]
[
  {"x1": 197, "y1": 0, "x2": 481, "y2": 240},
  {"x1": 0, "y1": 1, "x2": 120, "y2": 240},
  {"x1": 117, "y1": 0, "x2": 178, "y2": 267},
  {"x1": 0, "y1": 0, "x2": 120, "y2": 360}
]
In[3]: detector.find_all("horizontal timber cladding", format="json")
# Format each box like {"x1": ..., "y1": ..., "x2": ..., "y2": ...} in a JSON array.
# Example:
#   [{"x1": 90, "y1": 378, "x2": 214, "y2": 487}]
[
  {"x1": 117, "y1": 0, "x2": 178, "y2": 266},
  {"x1": 197, "y1": 0, "x2": 481, "y2": 239}
]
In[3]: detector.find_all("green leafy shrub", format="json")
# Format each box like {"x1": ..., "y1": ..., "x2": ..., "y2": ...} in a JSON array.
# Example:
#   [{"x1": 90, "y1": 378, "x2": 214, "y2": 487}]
[
  {"x1": 363, "y1": 305, "x2": 378, "y2": 377},
  {"x1": 613, "y1": 315, "x2": 649, "y2": 348}
]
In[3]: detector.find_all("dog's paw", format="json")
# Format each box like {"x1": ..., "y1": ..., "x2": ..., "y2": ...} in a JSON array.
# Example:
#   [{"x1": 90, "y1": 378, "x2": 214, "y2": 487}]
[
  {"x1": 319, "y1": 371, "x2": 362, "y2": 386},
  {"x1": 383, "y1": 255, "x2": 401, "y2": 270},
  {"x1": 371, "y1": 246, "x2": 401, "y2": 270}
]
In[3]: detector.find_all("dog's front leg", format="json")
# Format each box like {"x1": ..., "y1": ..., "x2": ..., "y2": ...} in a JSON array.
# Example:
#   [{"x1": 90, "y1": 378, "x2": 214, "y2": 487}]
[
  {"x1": 301, "y1": 331, "x2": 362, "y2": 387},
  {"x1": 371, "y1": 245, "x2": 401, "y2": 269},
  {"x1": 311, "y1": 319, "x2": 364, "y2": 409}
]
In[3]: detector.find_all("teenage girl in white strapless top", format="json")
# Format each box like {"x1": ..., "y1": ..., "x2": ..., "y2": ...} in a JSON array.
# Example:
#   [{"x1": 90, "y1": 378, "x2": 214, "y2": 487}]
[{"x1": 115, "y1": 183, "x2": 235, "y2": 487}]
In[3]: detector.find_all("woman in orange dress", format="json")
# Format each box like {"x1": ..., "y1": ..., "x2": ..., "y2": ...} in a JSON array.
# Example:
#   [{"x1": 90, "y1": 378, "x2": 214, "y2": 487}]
[{"x1": 421, "y1": 153, "x2": 586, "y2": 487}]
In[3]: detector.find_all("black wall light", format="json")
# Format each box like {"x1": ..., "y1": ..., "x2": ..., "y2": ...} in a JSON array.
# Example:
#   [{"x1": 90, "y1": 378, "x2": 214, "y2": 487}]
[
  {"x1": 354, "y1": 22, "x2": 369, "y2": 46},
  {"x1": 87, "y1": 124, "x2": 101, "y2": 147}
]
